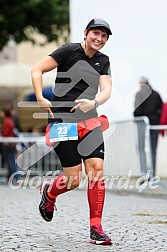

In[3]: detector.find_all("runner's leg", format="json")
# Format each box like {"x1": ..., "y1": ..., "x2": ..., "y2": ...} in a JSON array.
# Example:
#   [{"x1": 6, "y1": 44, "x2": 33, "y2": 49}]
[
  {"x1": 84, "y1": 158, "x2": 104, "y2": 226},
  {"x1": 47, "y1": 164, "x2": 82, "y2": 199},
  {"x1": 84, "y1": 157, "x2": 112, "y2": 245}
]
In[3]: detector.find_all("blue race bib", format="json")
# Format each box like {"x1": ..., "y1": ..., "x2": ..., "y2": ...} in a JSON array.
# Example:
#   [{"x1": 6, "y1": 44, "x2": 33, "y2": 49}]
[{"x1": 49, "y1": 122, "x2": 78, "y2": 143}]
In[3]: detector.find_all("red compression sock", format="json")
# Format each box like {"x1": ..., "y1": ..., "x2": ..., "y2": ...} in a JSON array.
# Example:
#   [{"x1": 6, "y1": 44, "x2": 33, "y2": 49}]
[
  {"x1": 87, "y1": 180, "x2": 105, "y2": 226},
  {"x1": 47, "y1": 174, "x2": 71, "y2": 199}
]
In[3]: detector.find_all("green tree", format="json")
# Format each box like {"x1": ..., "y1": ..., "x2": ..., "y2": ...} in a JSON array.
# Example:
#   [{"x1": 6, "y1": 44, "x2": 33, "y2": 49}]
[{"x1": 0, "y1": 0, "x2": 69, "y2": 50}]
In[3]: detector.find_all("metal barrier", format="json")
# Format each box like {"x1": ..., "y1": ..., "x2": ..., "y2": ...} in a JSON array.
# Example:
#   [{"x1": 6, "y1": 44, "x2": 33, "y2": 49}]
[
  {"x1": 0, "y1": 135, "x2": 62, "y2": 176},
  {"x1": 103, "y1": 116, "x2": 152, "y2": 176},
  {"x1": 1, "y1": 117, "x2": 164, "y2": 177}
]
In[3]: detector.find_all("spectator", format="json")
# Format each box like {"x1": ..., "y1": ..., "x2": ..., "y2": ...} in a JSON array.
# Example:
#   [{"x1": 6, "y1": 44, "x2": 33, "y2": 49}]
[
  {"x1": 0, "y1": 109, "x2": 5, "y2": 168},
  {"x1": 160, "y1": 101, "x2": 167, "y2": 136},
  {"x1": 1, "y1": 105, "x2": 19, "y2": 182},
  {"x1": 10, "y1": 105, "x2": 20, "y2": 131},
  {"x1": 134, "y1": 77, "x2": 163, "y2": 177}
]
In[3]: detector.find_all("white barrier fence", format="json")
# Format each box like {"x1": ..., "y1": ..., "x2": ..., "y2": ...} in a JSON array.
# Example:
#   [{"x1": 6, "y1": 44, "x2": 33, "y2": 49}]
[
  {"x1": 104, "y1": 119, "x2": 167, "y2": 177},
  {"x1": 104, "y1": 117, "x2": 152, "y2": 176},
  {"x1": 0, "y1": 135, "x2": 62, "y2": 176},
  {"x1": 0, "y1": 117, "x2": 167, "y2": 177}
]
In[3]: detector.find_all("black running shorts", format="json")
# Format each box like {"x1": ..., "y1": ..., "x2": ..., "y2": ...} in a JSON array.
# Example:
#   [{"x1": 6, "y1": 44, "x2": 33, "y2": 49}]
[{"x1": 54, "y1": 127, "x2": 104, "y2": 167}]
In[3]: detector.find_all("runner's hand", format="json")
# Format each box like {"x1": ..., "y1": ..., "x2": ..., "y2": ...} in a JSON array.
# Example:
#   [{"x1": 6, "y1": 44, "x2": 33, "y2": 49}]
[
  {"x1": 71, "y1": 99, "x2": 95, "y2": 113},
  {"x1": 37, "y1": 97, "x2": 54, "y2": 118}
]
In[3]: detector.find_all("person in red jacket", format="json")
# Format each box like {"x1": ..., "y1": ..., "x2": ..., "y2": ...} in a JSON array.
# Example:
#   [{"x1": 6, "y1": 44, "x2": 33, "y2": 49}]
[
  {"x1": 1, "y1": 106, "x2": 18, "y2": 182},
  {"x1": 160, "y1": 102, "x2": 167, "y2": 136}
]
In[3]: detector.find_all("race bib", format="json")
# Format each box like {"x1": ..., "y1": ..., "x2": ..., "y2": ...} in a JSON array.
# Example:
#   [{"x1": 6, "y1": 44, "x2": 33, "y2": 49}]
[{"x1": 49, "y1": 122, "x2": 78, "y2": 143}]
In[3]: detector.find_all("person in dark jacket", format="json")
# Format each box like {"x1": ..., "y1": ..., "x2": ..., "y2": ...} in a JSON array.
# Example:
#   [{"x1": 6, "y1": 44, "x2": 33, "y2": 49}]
[{"x1": 134, "y1": 77, "x2": 163, "y2": 177}]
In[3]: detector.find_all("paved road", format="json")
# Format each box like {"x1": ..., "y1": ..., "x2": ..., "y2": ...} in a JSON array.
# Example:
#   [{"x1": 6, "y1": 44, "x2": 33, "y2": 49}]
[{"x1": 0, "y1": 185, "x2": 167, "y2": 252}]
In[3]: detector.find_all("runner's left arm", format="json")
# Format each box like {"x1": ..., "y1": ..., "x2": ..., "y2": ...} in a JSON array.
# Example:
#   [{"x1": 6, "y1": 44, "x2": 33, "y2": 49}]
[
  {"x1": 94, "y1": 75, "x2": 112, "y2": 105},
  {"x1": 71, "y1": 75, "x2": 112, "y2": 113}
]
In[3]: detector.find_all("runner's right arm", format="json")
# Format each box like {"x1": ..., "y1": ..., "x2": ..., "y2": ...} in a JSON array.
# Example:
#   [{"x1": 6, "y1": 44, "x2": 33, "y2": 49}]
[{"x1": 31, "y1": 56, "x2": 59, "y2": 118}]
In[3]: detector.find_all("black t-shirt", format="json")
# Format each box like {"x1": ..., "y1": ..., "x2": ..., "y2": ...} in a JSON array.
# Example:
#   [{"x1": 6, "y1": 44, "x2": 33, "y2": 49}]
[{"x1": 49, "y1": 43, "x2": 111, "y2": 123}]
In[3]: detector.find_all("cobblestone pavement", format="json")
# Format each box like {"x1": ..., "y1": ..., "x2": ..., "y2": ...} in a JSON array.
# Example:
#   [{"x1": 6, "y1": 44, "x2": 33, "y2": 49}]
[{"x1": 0, "y1": 185, "x2": 167, "y2": 252}]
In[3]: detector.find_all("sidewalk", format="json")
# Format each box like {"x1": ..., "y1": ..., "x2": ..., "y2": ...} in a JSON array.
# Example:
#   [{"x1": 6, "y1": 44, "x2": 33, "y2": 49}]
[
  {"x1": 109, "y1": 176, "x2": 167, "y2": 197},
  {"x1": 0, "y1": 184, "x2": 167, "y2": 252}
]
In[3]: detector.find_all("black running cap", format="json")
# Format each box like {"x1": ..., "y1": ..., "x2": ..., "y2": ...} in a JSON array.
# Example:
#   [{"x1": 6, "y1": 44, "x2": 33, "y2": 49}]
[{"x1": 86, "y1": 18, "x2": 112, "y2": 35}]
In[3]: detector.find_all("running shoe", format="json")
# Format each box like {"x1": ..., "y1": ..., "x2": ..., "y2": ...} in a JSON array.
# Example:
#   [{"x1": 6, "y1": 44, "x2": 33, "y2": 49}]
[
  {"x1": 39, "y1": 182, "x2": 56, "y2": 222},
  {"x1": 90, "y1": 224, "x2": 112, "y2": 245}
]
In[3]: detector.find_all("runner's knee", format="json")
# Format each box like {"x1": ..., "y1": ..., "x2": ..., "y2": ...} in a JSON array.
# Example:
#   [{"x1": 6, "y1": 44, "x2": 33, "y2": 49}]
[{"x1": 86, "y1": 164, "x2": 103, "y2": 181}]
